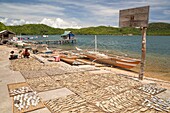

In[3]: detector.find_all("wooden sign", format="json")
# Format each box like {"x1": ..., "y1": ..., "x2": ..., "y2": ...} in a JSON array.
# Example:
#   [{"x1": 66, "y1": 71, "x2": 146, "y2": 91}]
[{"x1": 119, "y1": 6, "x2": 149, "y2": 27}]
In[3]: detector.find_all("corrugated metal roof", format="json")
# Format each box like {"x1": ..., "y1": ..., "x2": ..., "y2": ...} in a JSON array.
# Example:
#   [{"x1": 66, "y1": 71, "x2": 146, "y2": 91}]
[
  {"x1": 0, "y1": 30, "x2": 15, "y2": 34},
  {"x1": 61, "y1": 31, "x2": 71, "y2": 36}
]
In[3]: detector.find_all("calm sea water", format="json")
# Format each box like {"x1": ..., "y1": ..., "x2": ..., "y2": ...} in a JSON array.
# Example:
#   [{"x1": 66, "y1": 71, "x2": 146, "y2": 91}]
[
  {"x1": 28, "y1": 35, "x2": 170, "y2": 73},
  {"x1": 30, "y1": 35, "x2": 170, "y2": 56}
]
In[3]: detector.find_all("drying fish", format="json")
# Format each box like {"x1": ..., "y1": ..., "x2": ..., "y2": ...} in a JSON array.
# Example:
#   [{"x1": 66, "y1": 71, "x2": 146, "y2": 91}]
[
  {"x1": 138, "y1": 83, "x2": 166, "y2": 95},
  {"x1": 142, "y1": 96, "x2": 170, "y2": 112},
  {"x1": 13, "y1": 92, "x2": 41, "y2": 111},
  {"x1": 10, "y1": 86, "x2": 32, "y2": 96}
]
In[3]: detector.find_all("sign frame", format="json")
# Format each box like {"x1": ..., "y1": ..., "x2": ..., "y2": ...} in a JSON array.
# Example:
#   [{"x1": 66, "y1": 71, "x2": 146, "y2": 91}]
[
  {"x1": 119, "y1": 6, "x2": 150, "y2": 28},
  {"x1": 119, "y1": 6, "x2": 150, "y2": 80}
]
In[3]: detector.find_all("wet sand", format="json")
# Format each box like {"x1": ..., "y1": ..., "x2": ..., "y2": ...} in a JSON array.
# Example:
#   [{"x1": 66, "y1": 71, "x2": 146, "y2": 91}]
[{"x1": 132, "y1": 64, "x2": 170, "y2": 82}]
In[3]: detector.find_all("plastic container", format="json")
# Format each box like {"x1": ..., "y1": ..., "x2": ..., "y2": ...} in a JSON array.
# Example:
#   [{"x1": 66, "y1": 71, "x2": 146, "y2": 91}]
[{"x1": 54, "y1": 56, "x2": 60, "y2": 62}]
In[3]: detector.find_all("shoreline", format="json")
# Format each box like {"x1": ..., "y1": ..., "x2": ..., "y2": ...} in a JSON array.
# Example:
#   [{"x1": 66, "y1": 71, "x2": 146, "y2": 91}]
[
  {"x1": 1, "y1": 45, "x2": 170, "y2": 82},
  {"x1": 1, "y1": 44, "x2": 170, "y2": 82},
  {"x1": 1, "y1": 45, "x2": 170, "y2": 112}
]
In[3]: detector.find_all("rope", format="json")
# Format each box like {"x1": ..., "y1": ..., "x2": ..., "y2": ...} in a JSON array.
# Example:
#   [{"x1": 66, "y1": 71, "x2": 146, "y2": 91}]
[{"x1": 75, "y1": 36, "x2": 96, "y2": 51}]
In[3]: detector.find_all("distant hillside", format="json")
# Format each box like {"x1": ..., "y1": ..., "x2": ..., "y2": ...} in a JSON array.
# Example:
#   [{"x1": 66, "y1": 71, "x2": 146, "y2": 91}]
[
  {"x1": 73, "y1": 26, "x2": 140, "y2": 35},
  {"x1": 0, "y1": 22, "x2": 170, "y2": 35},
  {"x1": 0, "y1": 22, "x2": 8, "y2": 31},
  {"x1": 8, "y1": 24, "x2": 64, "y2": 35},
  {"x1": 147, "y1": 22, "x2": 170, "y2": 35}
]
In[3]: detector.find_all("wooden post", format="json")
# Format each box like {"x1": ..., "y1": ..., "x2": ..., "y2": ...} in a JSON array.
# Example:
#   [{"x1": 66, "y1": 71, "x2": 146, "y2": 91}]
[
  {"x1": 95, "y1": 35, "x2": 97, "y2": 52},
  {"x1": 139, "y1": 27, "x2": 147, "y2": 80}
]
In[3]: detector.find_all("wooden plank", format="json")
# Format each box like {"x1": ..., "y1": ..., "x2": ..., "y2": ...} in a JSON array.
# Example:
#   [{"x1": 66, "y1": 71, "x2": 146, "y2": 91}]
[
  {"x1": 139, "y1": 27, "x2": 147, "y2": 80},
  {"x1": 119, "y1": 6, "x2": 149, "y2": 27},
  {"x1": 76, "y1": 59, "x2": 105, "y2": 67},
  {"x1": 7, "y1": 82, "x2": 32, "y2": 97}
]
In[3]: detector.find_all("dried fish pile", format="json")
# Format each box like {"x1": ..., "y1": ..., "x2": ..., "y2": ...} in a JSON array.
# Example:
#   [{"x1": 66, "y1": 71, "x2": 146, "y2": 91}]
[
  {"x1": 63, "y1": 103, "x2": 104, "y2": 113},
  {"x1": 95, "y1": 89, "x2": 149, "y2": 113},
  {"x1": 9, "y1": 87, "x2": 32, "y2": 96},
  {"x1": 79, "y1": 88, "x2": 113, "y2": 103},
  {"x1": 46, "y1": 64, "x2": 84, "y2": 76},
  {"x1": 142, "y1": 96, "x2": 170, "y2": 112},
  {"x1": 51, "y1": 73, "x2": 143, "y2": 103},
  {"x1": 13, "y1": 92, "x2": 40, "y2": 111},
  {"x1": 105, "y1": 78, "x2": 141, "y2": 94},
  {"x1": 78, "y1": 66, "x2": 100, "y2": 72},
  {"x1": 87, "y1": 74, "x2": 120, "y2": 88},
  {"x1": 45, "y1": 94, "x2": 104, "y2": 113},
  {"x1": 104, "y1": 85, "x2": 130, "y2": 95},
  {"x1": 39, "y1": 62, "x2": 60, "y2": 70},
  {"x1": 138, "y1": 83, "x2": 166, "y2": 95},
  {"x1": 10, "y1": 58, "x2": 60, "y2": 71},
  {"x1": 45, "y1": 68, "x2": 66, "y2": 76},
  {"x1": 21, "y1": 70, "x2": 48, "y2": 79},
  {"x1": 50, "y1": 73, "x2": 87, "y2": 89},
  {"x1": 27, "y1": 76, "x2": 62, "y2": 92},
  {"x1": 61, "y1": 72, "x2": 93, "y2": 84},
  {"x1": 10, "y1": 58, "x2": 42, "y2": 71},
  {"x1": 59, "y1": 64, "x2": 84, "y2": 73},
  {"x1": 67, "y1": 81, "x2": 99, "y2": 95}
]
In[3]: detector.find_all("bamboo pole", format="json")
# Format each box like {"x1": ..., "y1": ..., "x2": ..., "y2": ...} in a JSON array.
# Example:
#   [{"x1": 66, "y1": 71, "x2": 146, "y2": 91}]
[{"x1": 139, "y1": 27, "x2": 147, "y2": 80}]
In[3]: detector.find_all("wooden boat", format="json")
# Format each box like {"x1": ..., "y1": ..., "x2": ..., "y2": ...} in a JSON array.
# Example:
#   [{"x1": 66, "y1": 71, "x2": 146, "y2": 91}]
[
  {"x1": 60, "y1": 57, "x2": 83, "y2": 65},
  {"x1": 60, "y1": 57, "x2": 76, "y2": 65},
  {"x1": 84, "y1": 52, "x2": 140, "y2": 69},
  {"x1": 96, "y1": 58, "x2": 137, "y2": 69}
]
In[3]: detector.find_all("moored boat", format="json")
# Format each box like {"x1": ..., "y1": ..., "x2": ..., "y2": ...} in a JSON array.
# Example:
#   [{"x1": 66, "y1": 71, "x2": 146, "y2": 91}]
[{"x1": 84, "y1": 52, "x2": 140, "y2": 69}]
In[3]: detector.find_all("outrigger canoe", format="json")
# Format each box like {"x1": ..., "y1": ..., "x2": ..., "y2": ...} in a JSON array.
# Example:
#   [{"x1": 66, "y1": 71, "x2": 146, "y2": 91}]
[{"x1": 84, "y1": 52, "x2": 140, "y2": 69}]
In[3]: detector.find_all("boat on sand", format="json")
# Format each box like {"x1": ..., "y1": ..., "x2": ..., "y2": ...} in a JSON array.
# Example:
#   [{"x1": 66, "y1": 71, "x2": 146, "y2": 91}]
[
  {"x1": 60, "y1": 56, "x2": 83, "y2": 65},
  {"x1": 84, "y1": 51, "x2": 140, "y2": 69}
]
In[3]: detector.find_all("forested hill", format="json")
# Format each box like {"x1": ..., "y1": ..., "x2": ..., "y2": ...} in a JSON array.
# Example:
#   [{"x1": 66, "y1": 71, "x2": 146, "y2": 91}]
[
  {"x1": 0, "y1": 22, "x2": 170, "y2": 36},
  {"x1": 0, "y1": 22, "x2": 8, "y2": 31},
  {"x1": 147, "y1": 23, "x2": 170, "y2": 35},
  {"x1": 8, "y1": 24, "x2": 64, "y2": 35}
]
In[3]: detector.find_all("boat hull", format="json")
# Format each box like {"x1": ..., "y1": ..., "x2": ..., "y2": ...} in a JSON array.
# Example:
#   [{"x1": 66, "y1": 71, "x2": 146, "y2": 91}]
[
  {"x1": 85, "y1": 53, "x2": 140, "y2": 69},
  {"x1": 61, "y1": 57, "x2": 83, "y2": 65},
  {"x1": 96, "y1": 58, "x2": 137, "y2": 69},
  {"x1": 60, "y1": 58, "x2": 75, "y2": 65}
]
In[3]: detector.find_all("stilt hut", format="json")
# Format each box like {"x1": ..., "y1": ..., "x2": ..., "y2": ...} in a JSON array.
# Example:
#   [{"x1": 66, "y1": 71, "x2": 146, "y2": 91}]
[
  {"x1": 61, "y1": 31, "x2": 75, "y2": 40},
  {"x1": 0, "y1": 30, "x2": 16, "y2": 44}
]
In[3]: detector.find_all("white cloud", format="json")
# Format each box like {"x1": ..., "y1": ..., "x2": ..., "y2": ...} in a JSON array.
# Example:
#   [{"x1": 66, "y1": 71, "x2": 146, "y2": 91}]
[
  {"x1": 0, "y1": 17, "x2": 82, "y2": 29},
  {"x1": 0, "y1": 3, "x2": 65, "y2": 21},
  {"x1": 40, "y1": 18, "x2": 82, "y2": 29},
  {"x1": 0, "y1": 17, "x2": 33, "y2": 26},
  {"x1": 0, "y1": 0, "x2": 169, "y2": 28},
  {"x1": 87, "y1": 5, "x2": 119, "y2": 16},
  {"x1": 163, "y1": 10, "x2": 170, "y2": 15}
]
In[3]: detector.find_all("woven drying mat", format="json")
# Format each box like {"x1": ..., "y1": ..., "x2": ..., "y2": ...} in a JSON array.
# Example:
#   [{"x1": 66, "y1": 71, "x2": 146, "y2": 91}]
[
  {"x1": 12, "y1": 97, "x2": 45, "y2": 113},
  {"x1": 7, "y1": 82, "x2": 32, "y2": 97}
]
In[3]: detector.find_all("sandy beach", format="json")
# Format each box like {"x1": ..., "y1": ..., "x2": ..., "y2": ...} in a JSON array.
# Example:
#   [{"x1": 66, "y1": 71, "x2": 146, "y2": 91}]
[{"x1": 0, "y1": 45, "x2": 170, "y2": 113}]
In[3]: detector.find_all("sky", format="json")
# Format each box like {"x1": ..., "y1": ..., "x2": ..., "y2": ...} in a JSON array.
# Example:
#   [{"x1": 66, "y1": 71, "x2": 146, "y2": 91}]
[{"x1": 0, "y1": 0, "x2": 170, "y2": 28}]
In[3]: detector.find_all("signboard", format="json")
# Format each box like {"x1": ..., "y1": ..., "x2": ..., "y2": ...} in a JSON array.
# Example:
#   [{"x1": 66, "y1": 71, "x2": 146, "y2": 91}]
[{"x1": 119, "y1": 6, "x2": 149, "y2": 27}]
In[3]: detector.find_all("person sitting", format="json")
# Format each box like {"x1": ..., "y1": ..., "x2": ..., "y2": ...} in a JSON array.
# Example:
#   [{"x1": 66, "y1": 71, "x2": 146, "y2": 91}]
[
  {"x1": 9, "y1": 51, "x2": 18, "y2": 60},
  {"x1": 21, "y1": 48, "x2": 30, "y2": 58}
]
